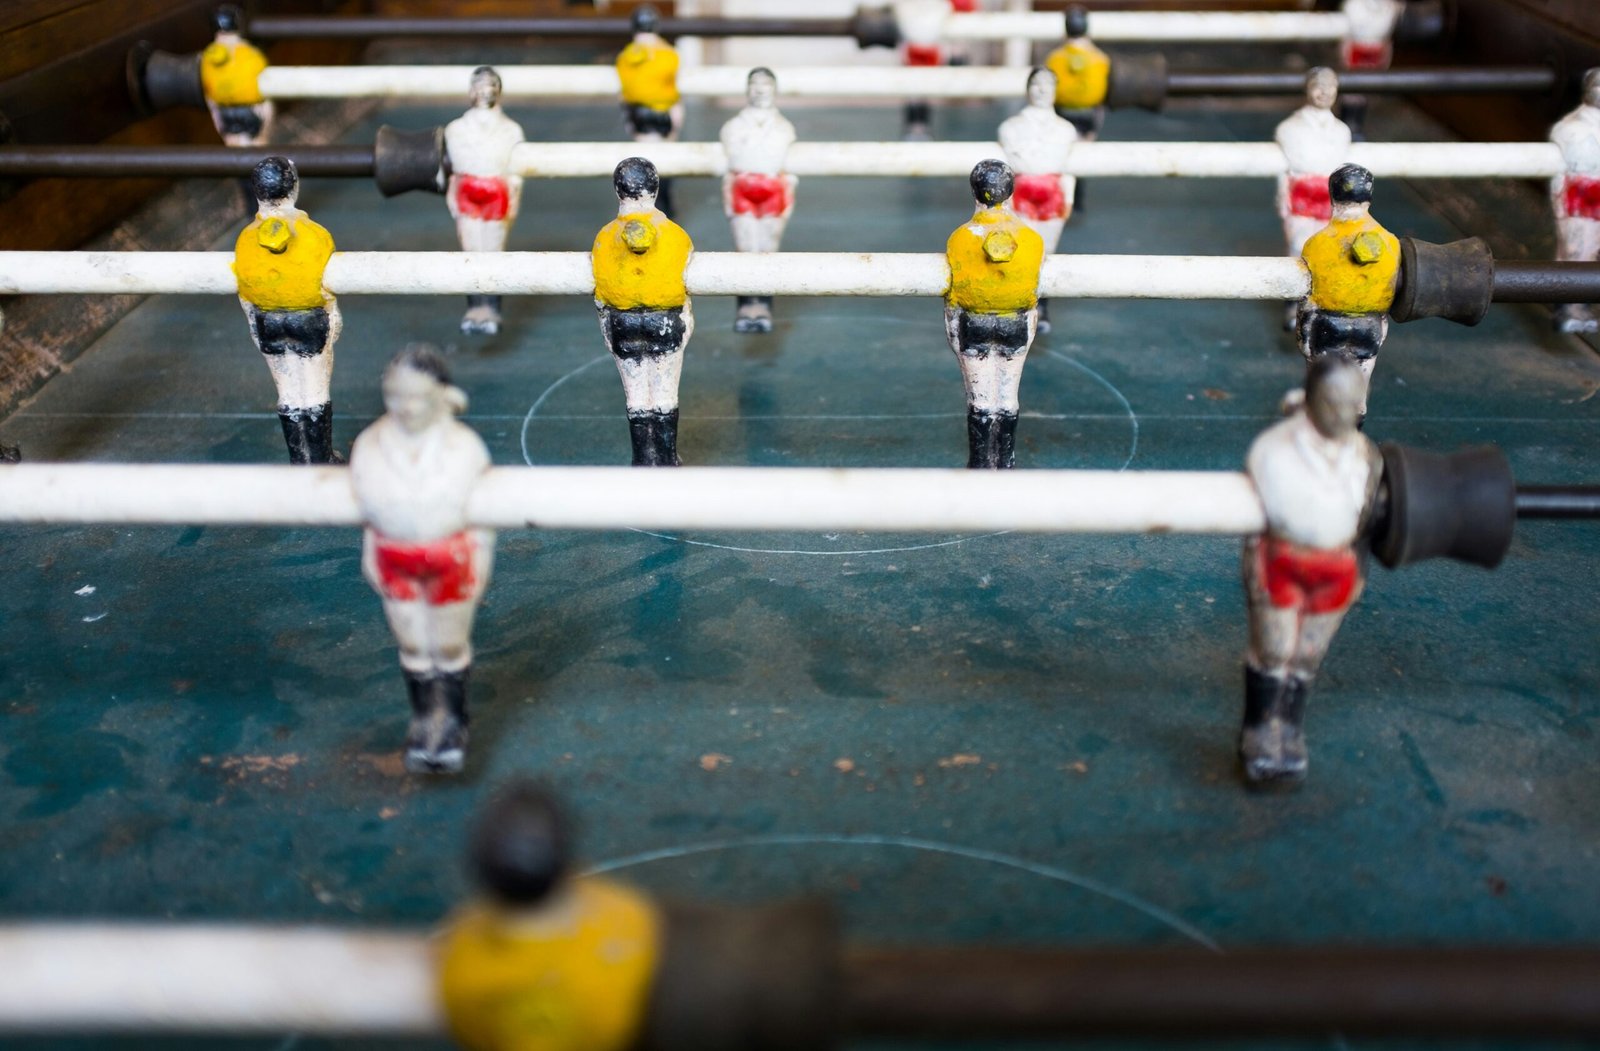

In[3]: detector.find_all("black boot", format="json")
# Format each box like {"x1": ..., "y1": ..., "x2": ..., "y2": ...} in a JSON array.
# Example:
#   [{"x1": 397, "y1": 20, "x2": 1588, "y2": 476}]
[
  {"x1": 304, "y1": 402, "x2": 340, "y2": 465},
  {"x1": 627, "y1": 413, "x2": 657, "y2": 467},
  {"x1": 462, "y1": 294, "x2": 503, "y2": 335},
  {"x1": 278, "y1": 408, "x2": 312, "y2": 465},
  {"x1": 1036, "y1": 298, "x2": 1051, "y2": 335},
  {"x1": 1277, "y1": 676, "x2": 1310, "y2": 779},
  {"x1": 994, "y1": 411, "x2": 1019, "y2": 469},
  {"x1": 651, "y1": 408, "x2": 682, "y2": 467},
  {"x1": 734, "y1": 296, "x2": 774, "y2": 333},
  {"x1": 903, "y1": 101, "x2": 932, "y2": 141},
  {"x1": 656, "y1": 178, "x2": 675, "y2": 219},
  {"x1": 0, "y1": 441, "x2": 20, "y2": 464},
  {"x1": 1239, "y1": 665, "x2": 1303, "y2": 784},
  {"x1": 404, "y1": 668, "x2": 470, "y2": 775},
  {"x1": 966, "y1": 409, "x2": 996, "y2": 469}
]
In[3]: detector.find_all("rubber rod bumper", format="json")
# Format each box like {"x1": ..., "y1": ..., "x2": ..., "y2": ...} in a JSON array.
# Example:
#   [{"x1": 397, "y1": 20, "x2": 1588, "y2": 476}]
[
  {"x1": 1164, "y1": 66, "x2": 1555, "y2": 96},
  {"x1": 1371, "y1": 443, "x2": 1515, "y2": 570},
  {"x1": 842, "y1": 945, "x2": 1600, "y2": 1038},
  {"x1": 0, "y1": 145, "x2": 374, "y2": 179},
  {"x1": 1515, "y1": 486, "x2": 1600, "y2": 518}
]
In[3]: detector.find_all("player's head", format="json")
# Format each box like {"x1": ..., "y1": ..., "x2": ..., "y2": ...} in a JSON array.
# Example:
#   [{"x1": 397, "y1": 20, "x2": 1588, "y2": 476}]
[
  {"x1": 212, "y1": 4, "x2": 243, "y2": 34},
  {"x1": 1064, "y1": 5, "x2": 1089, "y2": 38},
  {"x1": 632, "y1": 4, "x2": 661, "y2": 35},
  {"x1": 1306, "y1": 66, "x2": 1338, "y2": 110},
  {"x1": 613, "y1": 156, "x2": 660, "y2": 203},
  {"x1": 249, "y1": 156, "x2": 299, "y2": 206},
  {"x1": 469, "y1": 781, "x2": 574, "y2": 908},
  {"x1": 1329, "y1": 163, "x2": 1374, "y2": 210},
  {"x1": 1304, "y1": 356, "x2": 1365, "y2": 438},
  {"x1": 1584, "y1": 69, "x2": 1600, "y2": 108},
  {"x1": 1026, "y1": 66, "x2": 1057, "y2": 107},
  {"x1": 384, "y1": 344, "x2": 465, "y2": 434},
  {"x1": 970, "y1": 159, "x2": 1015, "y2": 207},
  {"x1": 469, "y1": 66, "x2": 502, "y2": 108},
  {"x1": 747, "y1": 67, "x2": 778, "y2": 108}
]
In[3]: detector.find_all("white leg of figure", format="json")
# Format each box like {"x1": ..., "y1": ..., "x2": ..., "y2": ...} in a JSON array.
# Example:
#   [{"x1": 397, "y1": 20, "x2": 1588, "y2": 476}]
[
  {"x1": 1028, "y1": 216, "x2": 1067, "y2": 256},
  {"x1": 1243, "y1": 548, "x2": 1299, "y2": 677},
  {"x1": 1553, "y1": 214, "x2": 1600, "y2": 332},
  {"x1": 992, "y1": 311, "x2": 1038, "y2": 416},
  {"x1": 1291, "y1": 597, "x2": 1361, "y2": 679},
  {"x1": 598, "y1": 302, "x2": 651, "y2": 415},
  {"x1": 645, "y1": 301, "x2": 693, "y2": 412},
  {"x1": 380, "y1": 599, "x2": 437, "y2": 674},
  {"x1": 944, "y1": 307, "x2": 1036, "y2": 414},
  {"x1": 455, "y1": 217, "x2": 509, "y2": 254}
]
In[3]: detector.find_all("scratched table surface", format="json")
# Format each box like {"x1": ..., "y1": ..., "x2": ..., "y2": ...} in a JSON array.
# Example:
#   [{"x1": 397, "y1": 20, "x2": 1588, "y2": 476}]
[{"x1": 2, "y1": 56, "x2": 1599, "y2": 1051}]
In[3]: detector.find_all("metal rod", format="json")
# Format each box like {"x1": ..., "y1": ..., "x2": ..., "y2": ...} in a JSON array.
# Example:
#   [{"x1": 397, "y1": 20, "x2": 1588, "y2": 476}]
[
  {"x1": 248, "y1": 16, "x2": 856, "y2": 40},
  {"x1": 843, "y1": 946, "x2": 1600, "y2": 1037},
  {"x1": 1516, "y1": 486, "x2": 1600, "y2": 519},
  {"x1": 1167, "y1": 66, "x2": 1558, "y2": 96},
  {"x1": 0, "y1": 145, "x2": 374, "y2": 179},
  {"x1": 1492, "y1": 262, "x2": 1600, "y2": 304}
]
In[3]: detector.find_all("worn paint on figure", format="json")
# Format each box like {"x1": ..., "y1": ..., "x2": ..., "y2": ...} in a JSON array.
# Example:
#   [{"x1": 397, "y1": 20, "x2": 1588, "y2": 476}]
[
  {"x1": 1302, "y1": 216, "x2": 1399, "y2": 314},
  {"x1": 592, "y1": 212, "x2": 691, "y2": 309},
  {"x1": 201, "y1": 40, "x2": 267, "y2": 105},
  {"x1": 616, "y1": 41, "x2": 679, "y2": 110},
  {"x1": 1045, "y1": 41, "x2": 1110, "y2": 110},
  {"x1": 947, "y1": 208, "x2": 1044, "y2": 313},
  {"x1": 438, "y1": 879, "x2": 661, "y2": 1051},
  {"x1": 234, "y1": 215, "x2": 335, "y2": 310}
]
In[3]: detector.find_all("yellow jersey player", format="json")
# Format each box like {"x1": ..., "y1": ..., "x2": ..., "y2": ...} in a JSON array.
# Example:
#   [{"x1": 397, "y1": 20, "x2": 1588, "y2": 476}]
[
  {"x1": 592, "y1": 158, "x2": 694, "y2": 467},
  {"x1": 1045, "y1": 6, "x2": 1110, "y2": 140},
  {"x1": 1297, "y1": 163, "x2": 1399, "y2": 424},
  {"x1": 233, "y1": 157, "x2": 341, "y2": 464},
  {"x1": 615, "y1": 5, "x2": 682, "y2": 216},
  {"x1": 438, "y1": 782, "x2": 660, "y2": 1051},
  {"x1": 945, "y1": 160, "x2": 1045, "y2": 469},
  {"x1": 199, "y1": 4, "x2": 272, "y2": 147}
]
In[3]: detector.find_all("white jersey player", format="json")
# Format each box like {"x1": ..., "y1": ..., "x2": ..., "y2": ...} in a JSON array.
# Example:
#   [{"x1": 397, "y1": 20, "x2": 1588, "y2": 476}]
[
  {"x1": 444, "y1": 66, "x2": 526, "y2": 335},
  {"x1": 719, "y1": 68, "x2": 798, "y2": 333},
  {"x1": 1549, "y1": 69, "x2": 1600, "y2": 333}
]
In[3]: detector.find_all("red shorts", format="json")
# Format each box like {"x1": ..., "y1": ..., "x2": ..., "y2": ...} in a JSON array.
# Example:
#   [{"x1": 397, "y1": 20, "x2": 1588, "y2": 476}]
[
  {"x1": 1288, "y1": 174, "x2": 1332, "y2": 221},
  {"x1": 1563, "y1": 176, "x2": 1600, "y2": 220},
  {"x1": 451, "y1": 175, "x2": 510, "y2": 221},
  {"x1": 1013, "y1": 174, "x2": 1067, "y2": 221},
  {"x1": 905, "y1": 43, "x2": 944, "y2": 67},
  {"x1": 730, "y1": 173, "x2": 792, "y2": 218},
  {"x1": 1257, "y1": 538, "x2": 1359, "y2": 615},
  {"x1": 950, "y1": 0, "x2": 977, "y2": 10},
  {"x1": 375, "y1": 532, "x2": 477, "y2": 605},
  {"x1": 1341, "y1": 41, "x2": 1391, "y2": 71}
]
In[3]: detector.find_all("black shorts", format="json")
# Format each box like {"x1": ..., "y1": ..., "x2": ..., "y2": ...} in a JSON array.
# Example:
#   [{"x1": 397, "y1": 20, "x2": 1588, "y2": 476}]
[
  {"x1": 216, "y1": 105, "x2": 264, "y2": 137},
  {"x1": 249, "y1": 307, "x2": 331, "y2": 357},
  {"x1": 955, "y1": 309, "x2": 1031, "y2": 359},
  {"x1": 1299, "y1": 309, "x2": 1384, "y2": 362},
  {"x1": 1055, "y1": 106, "x2": 1105, "y2": 139},
  {"x1": 601, "y1": 306, "x2": 686, "y2": 360},
  {"x1": 622, "y1": 104, "x2": 675, "y2": 138}
]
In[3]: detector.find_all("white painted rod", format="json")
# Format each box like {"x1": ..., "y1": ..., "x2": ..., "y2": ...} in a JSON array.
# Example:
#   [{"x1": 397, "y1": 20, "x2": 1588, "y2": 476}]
[
  {"x1": 0, "y1": 465, "x2": 1269, "y2": 535},
  {"x1": 0, "y1": 252, "x2": 1311, "y2": 299},
  {"x1": 264, "y1": 64, "x2": 1059, "y2": 100},
  {"x1": 0, "y1": 925, "x2": 440, "y2": 1034},
  {"x1": 944, "y1": 10, "x2": 1348, "y2": 42},
  {"x1": 512, "y1": 141, "x2": 1566, "y2": 180}
]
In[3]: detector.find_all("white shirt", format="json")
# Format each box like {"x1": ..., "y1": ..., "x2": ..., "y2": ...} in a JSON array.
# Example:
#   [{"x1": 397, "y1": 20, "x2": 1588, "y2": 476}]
[
  {"x1": 1551, "y1": 104, "x2": 1600, "y2": 177},
  {"x1": 350, "y1": 414, "x2": 491, "y2": 541},
  {"x1": 1246, "y1": 411, "x2": 1373, "y2": 549},
  {"x1": 998, "y1": 104, "x2": 1078, "y2": 176},
  {"x1": 445, "y1": 105, "x2": 525, "y2": 179},
  {"x1": 1275, "y1": 105, "x2": 1351, "y2": 177},
  {"x1": 894, "y1": 0, "x2": 946, "y2": 45},
  {"x1": 1342, "y1": 0, "x2": 1402, "y2": 45},
  {"x1": 719, "y1": 105, "x2": 796, "y2": 175}
]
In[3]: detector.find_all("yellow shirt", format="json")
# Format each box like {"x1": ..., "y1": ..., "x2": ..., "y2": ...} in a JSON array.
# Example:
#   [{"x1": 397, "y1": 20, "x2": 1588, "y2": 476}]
[
  {"x1": 437, "y1": 880, "x2": 661, "y2": 1051},
  {"x1": 1302, "y1": 214, "x2": 1400, "y2": 314},
  {"x1": 616, "y1": 40, "x2": 679, "y2": 110},
  {"x1": 1045, "y1": 39, "x2": 1111, "y2": 110},
  {"x1": 592, "y1": 211, "x2": 692, "y2": 310},
  {"x1": 200, "y1": 39, "x2": 268, "y2": 106},
  {"x1": 233, "y1": 213, "x2": 335, "y2": 311},
  {"x1": 946, "y1": 206, "x2": 1045, "y2": 313}
]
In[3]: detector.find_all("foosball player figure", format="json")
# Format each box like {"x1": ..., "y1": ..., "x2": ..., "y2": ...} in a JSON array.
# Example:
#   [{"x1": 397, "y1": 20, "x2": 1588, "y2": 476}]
[
  {"x1": 893, "y1": 0, "x2": 978, "y2": 140},
  {"x1": 1275, "y1": 68, "x2": 1351, "y2": 330},
  {"x1": 1336, "y1": 0, "x2": 1403, "y2": 140},
  {"x1": 350, "y1": 346, "x2": 494, "y2": 776},
  {"x1": 1241, "y1": 358, "x2": 1382, "y2": 783},
  {"x1": 1549, "y1": 69, "x2": 1600, "y2": 333},
  {"x1": 616, "y1": 5, "x2": 682, "y2": 217},
  {"x1": 1044, "y1": 6, "x2": 1108, "y2": 208},
  {"x1": 1296, "y1": 163, "x2": 1398, "y2": 425},
  {"x1": 593, "y1": 158, "x2": 694, "y2": 467},
  {"x1": 445, "y1": 66, "x2": 526, "y2": 336},
  {"x1": 945, "y1": 160, "x2": 1044, "y2": 470},
  {"x1": 233, "y1": 157, "x2": 342, "y2": 464},
  {"x1": 719, "y1": 68, "x2": 798, "y2": 333},
  {"x1": 200, "y1": 4, "x2": 272, "y2": 147},
  {"x1": 998, "y1": 67, "x2": 1078, "y2": 334}
]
